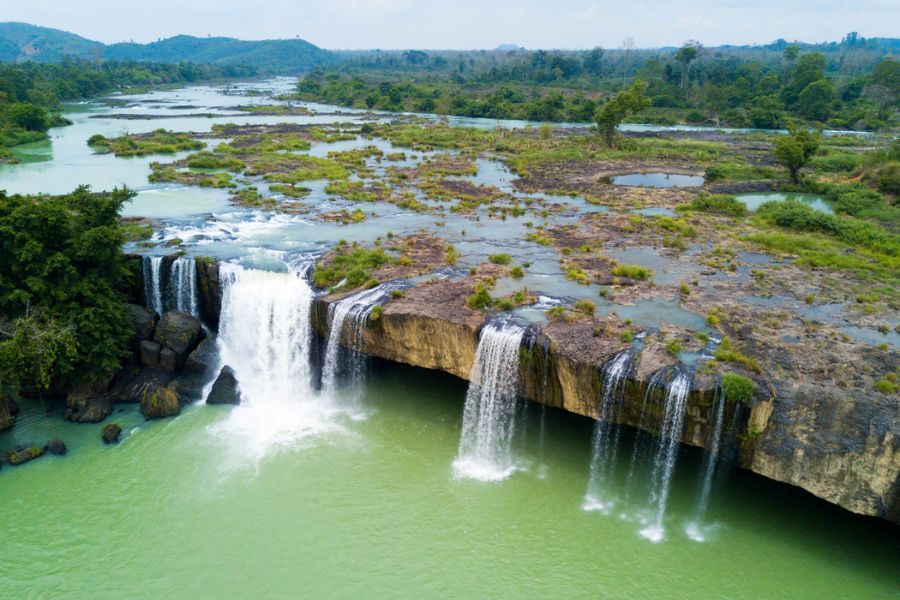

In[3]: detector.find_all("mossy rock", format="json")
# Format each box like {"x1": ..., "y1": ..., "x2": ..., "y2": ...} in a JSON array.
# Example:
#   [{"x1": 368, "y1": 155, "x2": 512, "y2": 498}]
[
  {"x1": 140, "y1": 386, "x2": 182, "y2": 419},
  {"x1": 6, "y1": 445, "x2": 45, "y2": 466},
  {"x1": 102, "y1": 424, "x2": 122, "y2": 444}
]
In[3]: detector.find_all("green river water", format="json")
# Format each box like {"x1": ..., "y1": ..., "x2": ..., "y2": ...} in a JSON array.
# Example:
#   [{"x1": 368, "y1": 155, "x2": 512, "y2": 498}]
[{"x1": 1, "y1": 80, "x2": 898, "y2": 598}]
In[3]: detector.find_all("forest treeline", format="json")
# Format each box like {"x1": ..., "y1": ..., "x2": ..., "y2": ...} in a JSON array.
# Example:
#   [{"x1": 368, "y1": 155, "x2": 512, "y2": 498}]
[
  {"x1": 0, "y1": 59, "x2": 255, "y2": 156},
  {"x1": 298, "y1": 35, "x2": 898, "y2": 130}
]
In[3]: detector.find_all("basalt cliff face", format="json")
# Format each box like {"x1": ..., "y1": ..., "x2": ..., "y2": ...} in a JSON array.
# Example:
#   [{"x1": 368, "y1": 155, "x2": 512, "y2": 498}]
[
  {"x1": 164, "y1": 262, "x2": 899, "y2": 523},
  {"x1": 307, "y1": 281, "x2": 899, "y2": 523}
]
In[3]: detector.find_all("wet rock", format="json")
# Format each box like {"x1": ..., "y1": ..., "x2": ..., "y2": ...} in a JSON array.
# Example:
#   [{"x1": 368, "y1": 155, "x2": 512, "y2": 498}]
[
  {"x1": 159, "y1": 347, "x2": 178, "y2": 371},
  {"x1": 46, "y1": 439, "x2": 67, "y2": 455},
  {"x1": 109, "y1": 368, "x2": 171, "y2": 404},
  {"x1": 4, "y1": 445, "x2": 45, "y2": 466},
  {"x1": 140, "y1": 340, "x2": 162, "y2": 368},
  {"x1": 140, "y1": 385, "x2": 181, "y2": 419},
  {"x1": 197, "y1": 260, "x2": 222, "y2": 329},
  {"x1": 129, "y1": 303, "x2": 158, "y2": 358},
  {"x1": 185, "y1": 338, "x2": 218, "y2": 374},
  {"x1": 65, "y1": 377, "x2": 114, "y2": 423},
  {"x1": 153, "y1": 311, "x2": 204, "y2": 369},
  {"x1": 206, "y1": 366, "x2": 241, "y2": 405},
  {"x1": 102, "y1": 424, "x2": 122, "y2": 444}
]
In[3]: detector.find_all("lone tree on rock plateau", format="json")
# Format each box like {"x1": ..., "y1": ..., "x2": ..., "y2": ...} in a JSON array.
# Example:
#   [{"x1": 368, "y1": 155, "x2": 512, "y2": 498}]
[
  {"x1": 772, "y1": 127, "x2": 821, "y2": 184},
  {"x1": 595, "y1": 81, "x2": 650, "y2": 148}
]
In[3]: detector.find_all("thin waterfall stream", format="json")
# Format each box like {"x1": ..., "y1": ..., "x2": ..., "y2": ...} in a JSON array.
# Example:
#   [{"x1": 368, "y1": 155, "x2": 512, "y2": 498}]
[
  {"x1": 640, "y1": 366, "x2": 693, "y2": 543},
  {"x1": 583, "y1": 350, "x2": 635, "y2": 512},
  {"x1": 453, "y1": 320, "x2": 525, "y2": 481}
]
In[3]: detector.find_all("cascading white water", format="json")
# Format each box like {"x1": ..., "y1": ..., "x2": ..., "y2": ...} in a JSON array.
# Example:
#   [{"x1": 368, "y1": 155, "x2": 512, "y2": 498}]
[
  {"x1": 686, "y1": 384, "x2": 727, "y2": 542},
  {"x1": 169, "y1": 257, "x2": 199, "y2": 316},
  {"x1": 321, "y1": 284, "x2": 392, "y2": 398},
  {"x1": 453, "y1": 321, "x2": 525, "y2": 481},
  {"x1": 583, "y1": 350, "x2": 633, "y2": 512},
  {"x1": 213, "y1": 260, "x2": 337, "y2": 461},
  {"x1": 142, "y1": 256, "x2": 164, "y2": 315},
  {"x1": 640, "y1": 367, "x2": 693, "y2": 543}
]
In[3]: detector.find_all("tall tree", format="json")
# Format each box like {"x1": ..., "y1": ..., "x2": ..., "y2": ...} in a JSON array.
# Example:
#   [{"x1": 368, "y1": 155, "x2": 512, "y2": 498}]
[{"x1": 595, "y1": 81, "x2": 650, "y2": 147}]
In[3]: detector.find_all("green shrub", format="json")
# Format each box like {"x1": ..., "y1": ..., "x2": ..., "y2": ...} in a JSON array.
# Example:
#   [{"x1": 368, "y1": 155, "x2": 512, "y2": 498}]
[
  {"x1": 466, "y1": 284, "x2": 493, "y2": 310},
  {"x1": 574, "y1": 299, "x2": 596, "y2": 315},
  {"x1": 489, "y1": 253, "x2": 512, "y2": 265},
  {"x1": 683, "y1": 193, "x2": 748, "y2": 218},
  {"x1": 721, "y1": 373, "x2": 756, "y2": 405},
  {"x1": 611, "y1": 264, "x2": 654, "y2": 280}
]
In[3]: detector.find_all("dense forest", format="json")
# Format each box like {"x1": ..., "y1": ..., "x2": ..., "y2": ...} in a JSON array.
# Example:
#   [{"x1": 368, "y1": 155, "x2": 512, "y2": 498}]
[
  {"x1": 298, "y1": 35, "x2": 898, "y2": 131},
  {"x1": 0, "y1": 58, "x2": 255, "y2": 158}
]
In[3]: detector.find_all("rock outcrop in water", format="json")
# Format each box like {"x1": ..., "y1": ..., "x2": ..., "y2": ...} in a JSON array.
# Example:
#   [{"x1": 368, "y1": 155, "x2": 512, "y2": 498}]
[{"x1": 206, "y1": 366, "x2": 241, "y2": 405}]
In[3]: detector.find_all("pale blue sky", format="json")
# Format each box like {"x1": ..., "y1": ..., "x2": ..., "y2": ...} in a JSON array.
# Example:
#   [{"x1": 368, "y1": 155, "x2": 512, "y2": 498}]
[{"x1": 1, "y1": 0, "x2": 897, "y2": 49}]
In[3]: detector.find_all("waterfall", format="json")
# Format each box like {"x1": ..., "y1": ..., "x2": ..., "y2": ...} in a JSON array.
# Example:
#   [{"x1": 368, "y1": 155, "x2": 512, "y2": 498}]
[
  {"x1": 213, "y1": 260, "x2": 333, "y2": 460},
  {"x1": 321, "y1": 283, "x2": 395, "y2": 397},
  {"x1": 640, "y1": 366, "x2": 693, "y2": 543},
  {"x1": 583, "y1": 350, "x2": 634, "y2": 512},
  {"x1": 685, "y1": 384, "x2": 727, "y2": 541},
  {"x1": 169, "y1": 257, "x2": 199, "y2": 316},
  {"x1": 142, "y1": 256, "x2": 164, "y2": 315},
  {"x1": 453, "y1": 320, "x2": 525, "y2": 481}
]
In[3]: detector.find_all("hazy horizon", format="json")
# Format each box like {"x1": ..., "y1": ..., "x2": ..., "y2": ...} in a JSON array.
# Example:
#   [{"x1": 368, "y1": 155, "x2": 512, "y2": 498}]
[{"x1": 1, "y1": 0, "x2": 897, "y2": 50}]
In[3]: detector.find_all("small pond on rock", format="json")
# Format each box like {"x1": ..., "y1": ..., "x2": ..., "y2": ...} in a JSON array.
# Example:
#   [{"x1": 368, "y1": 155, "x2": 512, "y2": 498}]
[
  {"x1": 735, "y1": 192, "x2": 834, "y2": 214},
  {"x1": 602, "y1": 172, "x2": 705, "y2": 188}
]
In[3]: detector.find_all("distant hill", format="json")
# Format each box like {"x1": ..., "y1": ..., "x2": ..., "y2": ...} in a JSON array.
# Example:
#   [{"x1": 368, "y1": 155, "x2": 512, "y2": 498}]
[
  {"x1": 0, "y1": 22, "x2": 336, "y2": 74},
  {"x1": 0, "y1": 22, "x2": 103, "y2": 62}
]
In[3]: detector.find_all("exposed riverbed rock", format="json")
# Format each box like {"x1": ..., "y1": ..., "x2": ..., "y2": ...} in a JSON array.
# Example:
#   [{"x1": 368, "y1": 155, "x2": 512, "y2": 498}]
[
  {"x1": 140, "y1": 385, "x2": 182, "y2": 419},
  {"x1": 206, "y1": 366, "x2": 241, "y2": 405},
  {"x1": 153, "y1": 311, "x2": 205, "y2": 369},
  {"x1": 197, "y1": 259, "x2": 222, "y2": 329}
]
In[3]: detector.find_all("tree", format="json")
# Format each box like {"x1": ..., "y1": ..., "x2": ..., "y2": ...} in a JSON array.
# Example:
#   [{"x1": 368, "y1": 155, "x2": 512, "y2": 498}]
[
  {"x1": 595, "y1": 81, "x2": 650, "y2": 147},
  {"x1": 675, "y1": 41, "x2": 701, "y2": 89},
  {"x1": 772, "y1": 127, "x2": 821, "y2": 183},
  {"x1": 620, "y1": 38, "x2": 635, "y2": 87},
  {"x1": 796, "y1": 79, "x2": 835, "y2": 121},
  {"x1": 583, "y1": 47, "x2": 604, "y2": 77},
  {"x1": 0, "y1": 186, "x2": 134, "y2": 386}
]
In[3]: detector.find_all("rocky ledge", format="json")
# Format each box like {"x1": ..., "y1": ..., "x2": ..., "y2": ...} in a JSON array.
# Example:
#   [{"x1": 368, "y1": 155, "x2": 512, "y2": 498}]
[{"x1": 311, "y1": 278, "x2": 899, "y2": 523}]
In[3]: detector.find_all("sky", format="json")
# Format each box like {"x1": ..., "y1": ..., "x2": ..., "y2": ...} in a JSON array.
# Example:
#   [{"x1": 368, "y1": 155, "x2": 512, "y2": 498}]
[{"x1": 1, "y1": 0, "x2": 897, "y2": 49}]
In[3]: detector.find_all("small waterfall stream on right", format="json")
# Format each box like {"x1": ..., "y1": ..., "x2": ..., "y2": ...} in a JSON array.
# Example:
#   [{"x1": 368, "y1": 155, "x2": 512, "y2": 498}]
[
  {"x1": 685, "y1": 382, "x2": 729, "y2": 541},
  {"x1": 453, "y1": 320, "x2": 525, "y2": 481}
]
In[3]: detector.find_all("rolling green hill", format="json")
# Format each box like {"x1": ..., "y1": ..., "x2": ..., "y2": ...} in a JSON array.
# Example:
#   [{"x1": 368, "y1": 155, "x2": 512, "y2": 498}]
[{"x1": 0, "y1": 22, "x2": 335, "y2": 74}]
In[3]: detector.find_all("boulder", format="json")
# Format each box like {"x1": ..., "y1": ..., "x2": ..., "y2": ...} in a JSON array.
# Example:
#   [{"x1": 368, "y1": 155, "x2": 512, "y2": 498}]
[
  {"x1": 140, "y1": 385, "x2": 181, "y2": 419},
  {"x1": 159, "y1": 348, "x2": 178, "y2": 371},
  {"x1": 4, "y1": 445, "x2": 45, "y2": 466},
  {"x1": 129, "y1": 303, "x2": 158, "y2": 358},
  {"x1": 101, "y1": 424, "x2": 122, "y2": 444},
  {"x1": 185, "y1": 338, "x2": 218, "y2": 374},
  {"x1": 197, "y1": 260, "x2": 222, "y2": 329},
  {"x1": 140, "y1": 340, "x2": 162, "y2": 368},
  {"x1": 206, "y1": 366, "x2": 241, "y2": 405},
  {"x1": 153, "y1": 311, "x2": 204, "y2": 369},
  {"x1": 65, "y1": 378, "x2": 113, "y2": 423},
  {"x1": 110, "y1": 368, "x2": 171, "y2": 404},
  {"x1": 46, "y1": 439, "x2": 67, "y2": 455}
]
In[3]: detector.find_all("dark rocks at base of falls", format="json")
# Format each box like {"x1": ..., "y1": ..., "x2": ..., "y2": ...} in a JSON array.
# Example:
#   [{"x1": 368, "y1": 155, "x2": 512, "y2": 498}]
[
  {"x1": 206, "y1": 366, "x2": 241, "y2": 406},
  {"x1": 46, "y1": 439, "x2": 67, "y2": 456},
  {"x1": 152, "y1": 311, "x2": 205, "y2": 371},
  {"x1": 61, "y1": 305, "x2": 215, "y2": 425},
  {"x1": 0, "y1": 394, "x2": 18, "y2": 431},
  {"x1": 102, "y1": 424, "x2": 122, "y2": 444}
]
